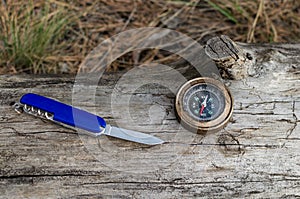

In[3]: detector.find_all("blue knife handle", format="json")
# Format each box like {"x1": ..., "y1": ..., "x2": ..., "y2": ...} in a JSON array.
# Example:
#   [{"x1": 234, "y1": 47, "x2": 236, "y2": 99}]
[{"x1": 20, "y1": 93, "x2": 106, "y2": 133}]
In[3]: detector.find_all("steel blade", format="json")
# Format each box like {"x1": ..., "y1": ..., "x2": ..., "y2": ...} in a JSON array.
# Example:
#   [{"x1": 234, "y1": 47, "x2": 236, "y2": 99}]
[{"x1": 103, "y1": 125, "x2": 164, "y2": 145}]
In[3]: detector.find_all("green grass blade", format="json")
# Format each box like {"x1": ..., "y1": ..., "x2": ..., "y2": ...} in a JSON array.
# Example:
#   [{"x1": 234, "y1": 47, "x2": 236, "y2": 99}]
[{"x1": 206, "y1": 0, "x2": 238, "y2": 24}]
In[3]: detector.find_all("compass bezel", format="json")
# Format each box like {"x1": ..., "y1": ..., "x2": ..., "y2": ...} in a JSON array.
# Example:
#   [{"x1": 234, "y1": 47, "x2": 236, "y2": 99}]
[{"x1": 175, "y1": 77, "x2": 233, "y2": 133}]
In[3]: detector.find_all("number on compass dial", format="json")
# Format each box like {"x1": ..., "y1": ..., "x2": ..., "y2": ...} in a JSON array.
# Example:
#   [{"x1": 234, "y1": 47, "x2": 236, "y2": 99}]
[{"x1": 183, "y1": 84, "x2": 225, "y2": 121}]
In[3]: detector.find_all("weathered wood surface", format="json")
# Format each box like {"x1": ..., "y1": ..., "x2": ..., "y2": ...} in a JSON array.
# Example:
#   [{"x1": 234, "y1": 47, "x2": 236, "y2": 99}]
[{"x1": 0, "y1": 38, "x2": 300, "y2": 198}]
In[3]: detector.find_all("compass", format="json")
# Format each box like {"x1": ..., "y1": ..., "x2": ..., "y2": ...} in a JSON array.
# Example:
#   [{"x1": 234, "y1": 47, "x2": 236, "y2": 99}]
[{"x1": 175, "y1": 77, "x2": 233, "y2": 133}]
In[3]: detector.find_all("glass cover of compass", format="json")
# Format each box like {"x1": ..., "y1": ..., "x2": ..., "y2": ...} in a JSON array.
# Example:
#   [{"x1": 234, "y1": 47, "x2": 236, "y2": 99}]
[{"x1": 175, "y1": 77, "x2": 233, "y2": 133}]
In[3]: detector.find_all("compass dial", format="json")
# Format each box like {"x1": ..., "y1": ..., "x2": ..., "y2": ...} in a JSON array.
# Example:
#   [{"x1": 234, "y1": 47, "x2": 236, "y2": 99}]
[
  {"x1": 184, "y1": 84, "x2": 225, "y2": 121},
  {"x1": 175, "y1": 77, "x2": 233, "y2": 133}
]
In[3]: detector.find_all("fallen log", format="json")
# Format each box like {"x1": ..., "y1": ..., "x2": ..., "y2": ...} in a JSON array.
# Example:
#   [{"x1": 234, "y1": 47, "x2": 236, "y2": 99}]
[{"x1": 0, "y1": 36, "x2": 299, "y2": 198}]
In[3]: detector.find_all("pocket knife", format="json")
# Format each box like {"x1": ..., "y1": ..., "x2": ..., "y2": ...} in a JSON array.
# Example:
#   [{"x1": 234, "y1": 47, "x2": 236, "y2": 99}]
[{"x1": 13, "y1": 93, "x2": 164, "y2": 145}]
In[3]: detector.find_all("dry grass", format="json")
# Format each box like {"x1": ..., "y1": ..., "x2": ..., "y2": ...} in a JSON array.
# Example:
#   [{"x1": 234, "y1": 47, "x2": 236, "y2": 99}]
[
  {"x1": 0, "y1": 0, "x2": 299, "y2": 74},
  {"x1": 204, "y1": 0, "x2": 300, "y2": 43},
  {"x1": 0, "y1": 0, "x2": 74, "y2": 74}
]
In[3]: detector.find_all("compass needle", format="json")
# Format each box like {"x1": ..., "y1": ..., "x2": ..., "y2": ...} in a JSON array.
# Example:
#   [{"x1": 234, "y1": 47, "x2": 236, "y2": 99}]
[{"x1": 199, "y1": 104, "x2": 205, "y2": 115}]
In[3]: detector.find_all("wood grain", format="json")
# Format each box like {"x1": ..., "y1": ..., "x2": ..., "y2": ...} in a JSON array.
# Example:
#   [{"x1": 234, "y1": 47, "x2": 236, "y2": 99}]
[{"x1": 1, "y1": 38, "x2": 300, "y2": 198}]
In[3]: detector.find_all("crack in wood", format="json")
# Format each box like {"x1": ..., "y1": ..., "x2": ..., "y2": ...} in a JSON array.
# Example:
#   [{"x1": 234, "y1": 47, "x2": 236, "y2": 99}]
[
  {"x1": 2, "y1": 174, "x2": 300, "y2": 185},
  {"x1": 286, "y1": 101, "x2": 298, "y2": 138},
  {"x1": 217, "y1": 132, "x2": 243, "y2": 155},
  {"x1": 219, "y1": 36, "x2": 240, "y2": 61}
]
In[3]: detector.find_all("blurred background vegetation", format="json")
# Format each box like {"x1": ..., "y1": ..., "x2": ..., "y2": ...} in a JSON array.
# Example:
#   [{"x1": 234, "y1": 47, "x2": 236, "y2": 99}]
[{"x1": 0, "y1": 0, "x2": 299, "y2": 74}]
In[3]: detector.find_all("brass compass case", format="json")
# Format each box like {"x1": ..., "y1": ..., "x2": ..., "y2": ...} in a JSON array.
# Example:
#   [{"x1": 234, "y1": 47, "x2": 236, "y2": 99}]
[{"x1": 175, "y1": 77, "x2": 233, "y2": 133}]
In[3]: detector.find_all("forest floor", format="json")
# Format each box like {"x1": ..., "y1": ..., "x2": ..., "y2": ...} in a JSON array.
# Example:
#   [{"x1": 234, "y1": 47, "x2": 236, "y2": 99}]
[{"x1": 0, "y1": 0, "x2": 299, "y2": 74}]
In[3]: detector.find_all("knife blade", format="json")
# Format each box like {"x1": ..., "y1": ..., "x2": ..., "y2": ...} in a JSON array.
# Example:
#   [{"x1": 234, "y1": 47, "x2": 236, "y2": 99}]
[
  {"x1": 16, "y1": 93, "x2": 164, "y2": 145},
  {"x1": 103, "y1": 125, "x2": 164, "y2": 145}
]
